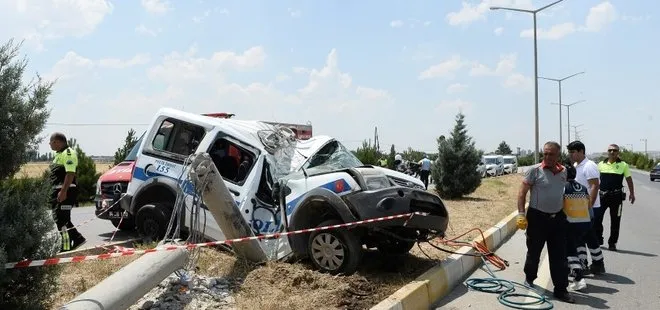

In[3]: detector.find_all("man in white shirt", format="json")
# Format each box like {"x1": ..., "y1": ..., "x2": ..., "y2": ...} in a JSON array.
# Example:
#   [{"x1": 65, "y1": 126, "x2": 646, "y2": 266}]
[
  {"x1": 418, "y1": 156, "x2": 432, "y2": 190},
  {"x1": 567, "y1": 141, "x2": 606, "y2": 275}
]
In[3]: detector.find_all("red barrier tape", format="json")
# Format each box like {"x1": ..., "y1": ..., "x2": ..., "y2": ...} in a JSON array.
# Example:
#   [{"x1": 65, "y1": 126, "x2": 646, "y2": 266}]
[{"x1": 5, "y1": 212, "x2": 420, "y2": 269}]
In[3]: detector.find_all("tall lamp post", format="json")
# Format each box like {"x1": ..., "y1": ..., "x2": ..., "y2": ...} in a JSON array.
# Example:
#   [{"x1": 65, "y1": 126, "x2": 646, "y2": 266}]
[
  {"x1": 550, "y1": 99, "x2": 585, "y2": 142},
  {"x1": 490, "y1": 0, "x2": 566, "y2": 163},
  {"x1": 539, "y1": 71, "x2": 585, "y2": 147},
  {"x1": 641, "y1": 138, "x2": 648, "y2": 156}
]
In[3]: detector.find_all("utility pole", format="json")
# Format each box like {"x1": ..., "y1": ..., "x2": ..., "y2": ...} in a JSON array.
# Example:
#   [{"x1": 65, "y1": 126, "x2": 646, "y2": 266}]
[
  {"x1": 490, "y1": 0, "x2": 566, "y2": 164},
  {"x1": 626, "y1": 143, "x2": 633, "y2": 152},
  {"x1": 552, "y1": 100, "x2": 585, "y2": 142},
  {"x1": 571, "y1": 124, "x2": 584, "y2": 141},
  {"x1": 539, "y1": 71, "x2": 585, "y2": 148},
  {"x1": 641, "y1": 138, "x2": 648, "y2": 156}
]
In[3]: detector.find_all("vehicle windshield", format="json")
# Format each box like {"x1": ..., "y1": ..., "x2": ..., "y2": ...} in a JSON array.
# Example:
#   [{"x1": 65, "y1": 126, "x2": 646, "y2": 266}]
[
  {"x1": 484, "y1": 157, "x2": 497, "y2": 164},
  {"x1": 302, "y1": 140, "x2": 363, "y2": 171},
  {"x1": 503, "y1": 158, "x2": 515, "y2": 164},
  {"x1": 124, "y1": 132, "x2": 145, "y2": 161}
]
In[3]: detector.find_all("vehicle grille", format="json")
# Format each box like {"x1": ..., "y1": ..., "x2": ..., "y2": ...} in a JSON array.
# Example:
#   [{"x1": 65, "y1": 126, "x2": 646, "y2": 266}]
[
  {"x1": 388, "y1": 176, "x2": 424, "y2": 190},
  {"x1": 100, "y1": 181, "x2": 129, "y2": 198}
]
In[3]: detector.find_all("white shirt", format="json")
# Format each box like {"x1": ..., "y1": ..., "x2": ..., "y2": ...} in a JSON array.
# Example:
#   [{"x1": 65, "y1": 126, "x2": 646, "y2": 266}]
[
  {"x1": 574, "y1": 157, "x2": 601, "y2": 208},
  {"x1": 419, "y1": 158, "x2": 431, "y2": 171}
]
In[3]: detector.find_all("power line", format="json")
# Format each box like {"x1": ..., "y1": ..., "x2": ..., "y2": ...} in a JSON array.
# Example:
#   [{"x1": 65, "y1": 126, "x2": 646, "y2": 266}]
[{"x1": 46, "y1": 123, "x2": 149, "y2": 126}]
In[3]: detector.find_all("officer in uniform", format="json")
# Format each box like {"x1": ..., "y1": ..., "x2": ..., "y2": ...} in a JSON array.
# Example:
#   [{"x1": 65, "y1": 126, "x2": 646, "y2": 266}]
[
  {"x1": 48, "y1": 132, "x2": 86, "y2": 251},
  {"x1": 596, "y1": 143, "x2": 635, "y2": 251}
]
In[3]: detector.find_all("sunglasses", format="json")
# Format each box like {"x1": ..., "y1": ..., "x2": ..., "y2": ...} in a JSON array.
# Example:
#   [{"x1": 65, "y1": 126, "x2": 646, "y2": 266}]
[{"x1": 608, "y1": 149, "x2": 619, "y2": 153}]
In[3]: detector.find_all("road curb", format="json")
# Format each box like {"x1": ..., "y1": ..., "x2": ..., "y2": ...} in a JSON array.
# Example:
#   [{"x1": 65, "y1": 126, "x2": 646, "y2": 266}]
[{"x1": 370, "y1": 209, "x2": 520, "y2": 310}]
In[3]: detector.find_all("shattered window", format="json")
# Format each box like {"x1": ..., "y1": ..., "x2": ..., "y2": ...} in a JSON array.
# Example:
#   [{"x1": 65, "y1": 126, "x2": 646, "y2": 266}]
[{"x1": 302, "y1": 140, "x2": 363, "y2": 171}]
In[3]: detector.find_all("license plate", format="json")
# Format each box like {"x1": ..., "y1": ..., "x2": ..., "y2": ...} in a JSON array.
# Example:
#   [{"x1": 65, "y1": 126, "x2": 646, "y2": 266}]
[{"x1": 108, "y1": 211, "x2": 125, "y2": 219}]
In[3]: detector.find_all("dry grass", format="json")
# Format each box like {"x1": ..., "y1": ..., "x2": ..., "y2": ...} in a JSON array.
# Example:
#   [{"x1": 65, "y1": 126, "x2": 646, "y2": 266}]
[
  {"x1": 17, "y1": 162, "x2": 113, "y2": 179},
  {"x1": 49, "y1": 174, "x2": 523, "y2": 310}
]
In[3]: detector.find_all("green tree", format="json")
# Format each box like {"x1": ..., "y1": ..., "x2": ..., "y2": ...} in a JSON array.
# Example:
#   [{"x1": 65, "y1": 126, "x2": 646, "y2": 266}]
[
  {"x1": 495, "y1": 141, "x2": 512, "y2": 155},
  {"x1": 66, "y1": 139, "x2": 101, "y2": 203},
  {"x1": 432, "y1": 113, "x2": 482, "y2": 199},
  {"x1": 113, "y1": 128, "x2": 138, "y2": 166},
  {"x1": 0, "y1": 38, "x2": 60, "y2": 308},
  {"x1": 402, "y1": 147, "x2": 426, "y2": 163},
  {"x1": 387, "y1": 144, "x2": 396, "y2": 169},
  {"x1": 354, "y1": 139, "x2": 380, "y2": 165}
]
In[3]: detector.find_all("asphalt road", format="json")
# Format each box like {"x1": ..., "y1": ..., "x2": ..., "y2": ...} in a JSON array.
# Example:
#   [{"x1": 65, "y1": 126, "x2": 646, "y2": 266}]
[
  {"x1": 70, "y1": 206, "x2": 139, "y2": 248},
  {"x1": 435, "y1": 168, "x2": 660, "y2": 309}
]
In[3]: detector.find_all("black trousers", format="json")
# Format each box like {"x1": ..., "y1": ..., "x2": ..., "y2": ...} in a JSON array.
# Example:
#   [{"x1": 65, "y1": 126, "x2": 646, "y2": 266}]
[
  {"x1": 595, "y1": 192, "x2": 624, "y2": 246},
  {"x1": 50, "y1": 187, "x2": 84, "y2": 241},
  {"x1": 524, "y1": 208, "x2": 569, "y2": 294},
  {"x1": 419, "y1": 170, "x2": 430, "y2": 189},
  {"x1": 566, "y1": 220, "x2": 591, "y2": 279}
]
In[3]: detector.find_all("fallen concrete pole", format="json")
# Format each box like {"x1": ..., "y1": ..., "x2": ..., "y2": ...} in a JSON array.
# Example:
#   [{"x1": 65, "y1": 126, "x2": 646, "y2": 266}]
[
  {"x1": 59, "y1": 248, "x2": 188, "y2": 310},
  {"x1": 188, "y1": 153, "x2": 267, "y2": 263}
]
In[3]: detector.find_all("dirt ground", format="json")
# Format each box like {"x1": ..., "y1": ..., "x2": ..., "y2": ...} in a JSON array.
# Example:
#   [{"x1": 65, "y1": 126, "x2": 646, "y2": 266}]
[
  {"x1": 17, "y1": 162, "x2": 112, "y2": 178},
  {"x1": 49, "y1": 173, "x2": 523, "y2": 310}
]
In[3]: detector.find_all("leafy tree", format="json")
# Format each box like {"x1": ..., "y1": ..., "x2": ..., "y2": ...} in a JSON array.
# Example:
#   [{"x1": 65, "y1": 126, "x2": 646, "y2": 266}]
[
  {"x1": 402, "y1": 147, "x2": 426, "y2": 163},
  {"x1": 354, "y1": 139, "x2": 381, "y2": 165},
  {"x1": 113, "y1": 128, "x2": 138, "y2": 165},
  {"x1": 0, "y1": 38, "x2": 60, "y2": 308},
  {"x1": 495, "y1": 141, "x2": 512, "y2": 155},
  {"x1": 67, "y1": 139, "x2": 101, "y2": 203},
  {"x1": 387, "y1": 144, "x2": 396, "y2": 169},
  {"x1": 432, "y1": 113, "x2": 482, "y2": 199}
]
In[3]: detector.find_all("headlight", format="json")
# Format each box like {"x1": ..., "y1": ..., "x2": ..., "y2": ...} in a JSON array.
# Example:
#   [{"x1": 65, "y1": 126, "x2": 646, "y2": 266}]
[{"x1": 363, "y1": 175, "x2": 391, "y2": 190}]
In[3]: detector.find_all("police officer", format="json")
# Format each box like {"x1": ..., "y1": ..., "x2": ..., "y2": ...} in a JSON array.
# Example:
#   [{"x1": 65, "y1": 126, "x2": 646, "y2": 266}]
[
  {"x1": 48, "y1": 132, "x2": 86, "y2": 251},
  {"x1": 596, "y1": 143, "x2": 635, "y2": 251}
]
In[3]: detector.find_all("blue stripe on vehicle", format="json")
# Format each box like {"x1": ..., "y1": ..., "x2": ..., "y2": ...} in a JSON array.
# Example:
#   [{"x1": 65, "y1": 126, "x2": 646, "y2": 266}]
[{"x1": 285, "y1": 178, "x2": 352, "y2": 216}]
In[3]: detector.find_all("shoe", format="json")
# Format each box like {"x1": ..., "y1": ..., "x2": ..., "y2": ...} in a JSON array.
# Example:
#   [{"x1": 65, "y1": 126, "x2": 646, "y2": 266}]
[
  {"x1": 569, "y1": 278, "x2": 587, "y2": 291},
  {"x1": 609, "y1": 244, "x2": 617, "y2": 251},
  {"x1": 590, "y1": 262, "x2": 606, "y2": 275},
  {"x1": 524, "y1": 279, "x2": 535, "y2": 288},
  {"x1": 554, "y1": 291, "x2": 576, "y2": 303},
  {"x1": 70, "y1": 237, "x2": 87, "y2": 250}
]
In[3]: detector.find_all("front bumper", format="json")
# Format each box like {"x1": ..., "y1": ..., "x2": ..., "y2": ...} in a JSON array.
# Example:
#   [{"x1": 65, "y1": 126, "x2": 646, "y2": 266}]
[
  {"x1": 650, "y1": 172, "x2": 660, "y2": 178},
  {"x1": 95, "y1": 197, "x2": 132, "y2": 220},
  {"x1": 343, "y1": 186, "x2": 449, "y2": 233}
]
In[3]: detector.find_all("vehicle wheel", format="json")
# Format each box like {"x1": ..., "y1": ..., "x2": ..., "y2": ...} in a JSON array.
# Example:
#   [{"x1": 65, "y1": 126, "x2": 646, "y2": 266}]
[
  {"x1": 111, "y1": 216, "x2": 136, "y2": 231},
  {"x1": 651, "y1": 178, "x2": 655, "y2": 182},
  {"x1": 307, "y1": 219, "x2": 363, "y2": 275},
  {"x1": 136, "y1": 202, "x2": 172, "y2": 242}
]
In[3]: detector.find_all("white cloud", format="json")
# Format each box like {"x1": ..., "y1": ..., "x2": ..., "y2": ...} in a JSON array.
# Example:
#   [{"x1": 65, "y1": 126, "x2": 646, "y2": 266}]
[
  {"x1": 503, "y1": 73, "x2": 533, "y2": 90},
  {"x1": 445, "y1": 0, "x2": 533, "y2": 26},
  {"x1": 468, "y1": 53, "x2": 532, "y2": 91},
  {"x1": 0, "y1": 0, "x2": 113, "y2": 50},
  {"x1": 418, "y1": 55, "x2": 465, "y2": 80},
  {"x1": 99, "y1": 54, "x2": 151, "y2": 69},
  {"x1": 141, "y1": 0, "x2": 171, "y2": 14},
  {"x1": 356, "y1": 86, "x2": 391, "y2": 101},
  {"x1": 296, "y1": 49, "x2": 353, "y2": 97},
  {"x1": 275, "y1": 74, "x2": 291, "y2": 82},
  {"x1": 135, "y1": 24, "x2": 161, "y2": 36},
  {"x1": 46, "y1": 51, "x2": 95, "y2": 81},
  {"x1": 447, "y1": 83, "x2": 468, "y2": 94},
  {"x1": 390, "y1": 20, "x2": 404, "y2": 28},
  {"x1": 519, "y1": 1, "x2": 618, "y2": 40},
  {"x1": 494, "y1": 27, "x2": 504, "y2": 36},
  {"x1": 288, "y1": 8, "x2": 301, "y2": 18},
  {"x1": 193, "y1": 10, "x2": 212, "y2": 23},
  {"x1": 436, "y1": 99, "x2": 473, "y2": 114}
]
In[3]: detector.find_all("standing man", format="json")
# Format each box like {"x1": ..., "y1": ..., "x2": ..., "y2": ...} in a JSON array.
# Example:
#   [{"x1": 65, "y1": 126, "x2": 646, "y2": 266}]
[
  {"x1": 418, "y1": 155, "x2": 432, "y2": 190},
  {"x1": 516, "y1": 141, "x2": 575, "y2": 303},
  {"x1": 49, "y1": 132, "x2": 86, "y2": 251},
  {"x1": 566, "y1": 140, "x2": 605, "y2": 275},
  {"x1": 597, "y1": 144, "x2": 635, "y2": 251}
]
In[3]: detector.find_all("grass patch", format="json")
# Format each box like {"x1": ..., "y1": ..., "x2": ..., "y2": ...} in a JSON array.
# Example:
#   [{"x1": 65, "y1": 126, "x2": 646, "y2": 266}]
[{"x1": 17, "y1": 162, "x2": 112, "y2": 179}]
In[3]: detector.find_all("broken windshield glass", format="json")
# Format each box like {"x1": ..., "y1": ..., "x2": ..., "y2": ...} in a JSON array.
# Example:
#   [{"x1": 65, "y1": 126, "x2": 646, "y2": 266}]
[{"x1": 301, "y1": 140, "x2": 363, "y2": 171}]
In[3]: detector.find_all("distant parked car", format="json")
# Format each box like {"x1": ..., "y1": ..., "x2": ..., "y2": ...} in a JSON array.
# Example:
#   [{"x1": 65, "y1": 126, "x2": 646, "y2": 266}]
[
  {"x1": 502, "y1": 155, "x2": 518, "y2": 174},
  {"x1": 482, "y1": 155, "x2": 504, "y2": 177},
  {"x1": 650, "y1": 163, "x2": 660, "y2": 181}
]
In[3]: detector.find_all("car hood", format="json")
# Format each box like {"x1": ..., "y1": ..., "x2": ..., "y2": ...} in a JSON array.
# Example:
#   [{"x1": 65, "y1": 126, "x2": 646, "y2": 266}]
[
  {"x1": 373, "y1": 166, "x2": 425, "y2": 188},
  {"x1": 98, "y1": 161, "x2": 134, "y2": 182},
  {"x1": 503, "y1": 163, "x2": 514, "y2": 167},
  {"x1": 486, "y1": 164, "x2": 498, "y2": 169}
]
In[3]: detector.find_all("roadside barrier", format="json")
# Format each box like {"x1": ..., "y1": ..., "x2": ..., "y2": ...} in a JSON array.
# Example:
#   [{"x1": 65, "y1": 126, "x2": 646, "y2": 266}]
[{"x1": 5, "y1": 212, "x2": 420, "y2": 269}]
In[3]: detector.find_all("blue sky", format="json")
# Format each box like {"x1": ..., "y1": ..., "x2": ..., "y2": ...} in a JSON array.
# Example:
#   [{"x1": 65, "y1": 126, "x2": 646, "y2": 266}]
[{"x1": 1, "y1": 0, "x2": 657, "y2": 156}]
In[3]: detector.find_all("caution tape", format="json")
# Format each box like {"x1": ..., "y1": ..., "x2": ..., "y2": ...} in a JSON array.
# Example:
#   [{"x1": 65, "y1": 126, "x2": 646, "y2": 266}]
[{"x1": 5, "y1": 212, "x2": 421, "y2": 269}]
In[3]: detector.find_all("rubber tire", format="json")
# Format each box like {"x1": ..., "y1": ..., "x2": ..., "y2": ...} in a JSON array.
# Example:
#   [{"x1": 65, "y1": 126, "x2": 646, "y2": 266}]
[
  {"x1": 110, "y1": 216, "x2": 136, "y2": 231},
  {"x1": 136, "y1": 202, "x2": 172, "y2": 242},
  {"x1": 307, "y1": 219, "x2": 363, "y2": 276}
]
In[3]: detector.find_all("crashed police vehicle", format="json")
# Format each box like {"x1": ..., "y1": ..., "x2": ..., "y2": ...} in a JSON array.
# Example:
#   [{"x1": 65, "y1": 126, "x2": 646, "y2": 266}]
[{"x1": 120, "y1": 108, "x2": 449, "y2": 275}]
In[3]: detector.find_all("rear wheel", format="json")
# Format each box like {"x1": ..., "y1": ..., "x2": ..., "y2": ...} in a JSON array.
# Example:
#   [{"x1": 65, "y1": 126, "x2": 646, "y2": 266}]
[
  {"x1": 136, "y1": 202, "x2": 172, "y2": 242},
  {"x1": 307, "y1": 219, "x2": 363, "y2": 275},
  {"x1": 110, "y1": 216, "x2": 136, "y2": 231}
]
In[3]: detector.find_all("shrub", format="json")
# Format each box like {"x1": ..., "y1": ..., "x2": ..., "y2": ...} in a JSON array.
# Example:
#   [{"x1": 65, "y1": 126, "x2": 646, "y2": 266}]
[
  {"x1": 0, "y1": 177, "x2": 62, "y2": 308},
  {"x1": 68, "y1": 140, "x2": 101, "y2": 203},
  {"x1": 432, "y1": 113, "x2": 482, "y2": 199},
  {"x1": 354, "y1": 139, "x2": 381, "y2": 165}
]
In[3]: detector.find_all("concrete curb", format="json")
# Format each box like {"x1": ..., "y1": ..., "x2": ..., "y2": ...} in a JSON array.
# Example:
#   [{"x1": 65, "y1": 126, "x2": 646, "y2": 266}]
[{"x1": 370, "y1": 209, "x2": 521, "y2": 310}]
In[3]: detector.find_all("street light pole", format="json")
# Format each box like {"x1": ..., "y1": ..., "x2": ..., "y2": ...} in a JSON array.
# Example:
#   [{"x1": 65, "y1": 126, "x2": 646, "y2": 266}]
[
  {"x1": 550, "y1": 99, "x2": 585, "y2": 142},
  {"x1": 626, "y1": 143, "x2": 634, "y2": 152},
  {"x1": 490, "y1": 0, "x2": 566, "y2": 164},
  {"x1": 539, "y1": 71, "x2": 585, "y2": 147},
  {"x1": 641, "y1": 138, "x2": 648, "y2": 156}
]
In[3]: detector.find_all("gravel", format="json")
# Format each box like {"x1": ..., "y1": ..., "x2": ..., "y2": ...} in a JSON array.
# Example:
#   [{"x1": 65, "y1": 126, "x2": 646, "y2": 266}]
[{"x1": 128, "y1": 271, "x2": 237, "y2": 310}]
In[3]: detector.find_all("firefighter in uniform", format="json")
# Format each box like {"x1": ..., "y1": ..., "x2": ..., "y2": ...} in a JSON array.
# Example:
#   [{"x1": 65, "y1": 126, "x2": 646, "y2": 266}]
[
  {"x1": 49, "y1": 132, "x2": 86, "y2": 251},
  {"x1": 596, "y1": 144, "x2": 635, "y2": 251}
]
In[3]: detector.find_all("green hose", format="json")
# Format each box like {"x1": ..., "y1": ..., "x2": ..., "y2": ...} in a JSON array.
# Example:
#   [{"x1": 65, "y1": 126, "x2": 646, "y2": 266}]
[{"x1": 464, "y1": 256, "x2": 554, "y2": 309}]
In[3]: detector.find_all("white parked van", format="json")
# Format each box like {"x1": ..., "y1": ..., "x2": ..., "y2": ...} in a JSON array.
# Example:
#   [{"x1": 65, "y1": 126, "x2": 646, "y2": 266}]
[
  {"x1": 482, "y1": 155, "x2": 504, "y2": 177},
  {"x1": 502, "y1": 155, "x2": 518, "y2": 174}
]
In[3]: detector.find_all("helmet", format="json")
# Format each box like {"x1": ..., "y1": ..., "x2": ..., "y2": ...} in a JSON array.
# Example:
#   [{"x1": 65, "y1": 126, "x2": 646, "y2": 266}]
[{"x1": 394, "y1": 154, "x2": 403, "y2": 162}]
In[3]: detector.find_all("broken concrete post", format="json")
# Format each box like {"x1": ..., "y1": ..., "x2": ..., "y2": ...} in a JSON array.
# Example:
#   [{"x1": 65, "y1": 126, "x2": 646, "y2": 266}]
[
  {"x1": 188, "y1": 153, "x2": 267, "y2": 263},
  {"x1": 59, "y1": 248, "x2": 188, "y2": 310}
]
